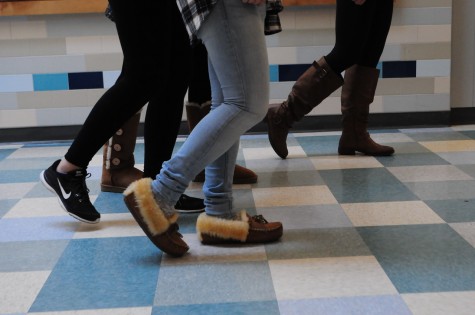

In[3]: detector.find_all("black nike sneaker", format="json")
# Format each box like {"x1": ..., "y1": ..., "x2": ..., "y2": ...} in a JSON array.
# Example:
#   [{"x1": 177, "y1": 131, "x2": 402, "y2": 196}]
[
  {"x1": 40, "y1": 159, "x2": 100, "y2": 224},
  {"x1": 175, "y1": 194, "x2": 205, "y2": 213}
]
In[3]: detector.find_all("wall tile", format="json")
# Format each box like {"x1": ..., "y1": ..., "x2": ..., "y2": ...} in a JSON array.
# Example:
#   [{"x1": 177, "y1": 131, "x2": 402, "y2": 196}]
[
  {"x1": 66, "y1": 36, "x2": 103, "y2": 55},
  {"x1": 10, "y1": 21, "x2": 47, "y2": 39},
  {"x1": 33, "y1": 73, "x2": 69, "y2": 91},
  {"x1": 0, "y1": 109, "x2": 37, "y2": 128},
  {"x1": 68, "y1": 72, "x2": 103, "y2": 90},
  {"x1": 0, "y1": 93, "x2": 18, "y2": 110},
  {"x1": 0, "y1": 21, "x2": 12, "y2": 40},
  {"x1": 0, "y1": 74, "x2": 33, "y2": 93},
  {"x1": 417, "y1": 59, "x2": 451, "y2": 77}
]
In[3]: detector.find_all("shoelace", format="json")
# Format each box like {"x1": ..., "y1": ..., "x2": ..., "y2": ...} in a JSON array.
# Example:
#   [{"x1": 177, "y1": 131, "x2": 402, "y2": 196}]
[
  {"x1": 71, "y1": 173, "x2": 91, "y2": 203},
  {"x1": 251, "y1": 215, "x2": 268, "y2": 224}
]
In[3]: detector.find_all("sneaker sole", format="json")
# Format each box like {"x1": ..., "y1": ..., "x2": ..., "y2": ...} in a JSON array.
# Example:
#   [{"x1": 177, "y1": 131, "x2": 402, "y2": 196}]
[
  {"x1": 175, "y1": 208, "x2": 205, "y2": 214},
  {"x1": 40, "y1": 170, "x2": 100, "y2": 224}
]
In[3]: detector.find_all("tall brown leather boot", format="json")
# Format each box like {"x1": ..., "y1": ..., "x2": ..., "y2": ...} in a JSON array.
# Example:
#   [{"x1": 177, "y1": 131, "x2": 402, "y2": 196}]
[
  {"x1": 338, "y1": 65, "x2": 394, "y2": 156},
  {"x1": 186, "y1": 102, "x2": 258, "y2": 184},
  {"x1": 101, "y1": 112, "x2": 143, "y2": 192},
  {"x1": 265, "y1": 57, "x2": 344, "y2": 159}
]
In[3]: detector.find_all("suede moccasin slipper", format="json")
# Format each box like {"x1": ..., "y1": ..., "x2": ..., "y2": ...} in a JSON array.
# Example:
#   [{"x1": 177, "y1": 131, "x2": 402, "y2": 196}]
[
  {"x1": 124, "y1": 178, "x2": 189, "y2": 256},
  {"x1": 196, "y1": 210, "x2": 283, "y2": 244}
]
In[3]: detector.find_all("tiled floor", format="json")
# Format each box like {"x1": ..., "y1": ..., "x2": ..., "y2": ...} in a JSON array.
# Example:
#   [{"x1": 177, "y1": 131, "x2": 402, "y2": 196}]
[{"x1": 1, "y1": 125, "x2": 475, "y2": 315}]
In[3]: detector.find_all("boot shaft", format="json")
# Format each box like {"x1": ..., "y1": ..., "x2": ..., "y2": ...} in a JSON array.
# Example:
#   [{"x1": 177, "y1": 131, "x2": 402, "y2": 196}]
[
  {"x1": 103, "y1": 111, "x2": 141, "y2": 171},
  {"x1": 287, "y1": 57, "x2": 344, "y2": 122},
  {"x1": 185, "y1": 101, "x2": 211, "y2": 132}
]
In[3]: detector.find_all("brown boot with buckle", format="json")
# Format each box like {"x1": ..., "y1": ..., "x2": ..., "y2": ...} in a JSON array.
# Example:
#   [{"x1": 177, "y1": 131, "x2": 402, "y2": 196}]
[
  {"x1": 264, "y1": 57, "x2": 344, "y2": 159},
  {"x1": 338, "y1": 65, "x2": 394, "y2": 156},
  {"x1": 196, "y1": 210, "x2": 283, "y2": 244},
  {"x1": 101, "y1": 112, "x2": 143, "y2": 193},
  {"x1": 186, "y1": 102, "x2": 258, "y2": 184}
]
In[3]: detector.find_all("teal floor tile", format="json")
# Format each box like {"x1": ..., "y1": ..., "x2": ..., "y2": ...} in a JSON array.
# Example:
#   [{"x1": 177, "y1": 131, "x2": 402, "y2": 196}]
[
  {"x1": 279, "y1": 295, "x2": 412, "y2": 315},
  {"x1": 375, "y1": 152, "x2": 450, "y2": 167},
  {"x1": 255, "y1": 170, "x2": 324, "y2": 188},
  {"x1": 153, "y1": 300, "x2": 280, "y2": 315},
  {"x1": 0, "y1": 148, "x2": 15, "y2": 161},
  {"x1": 0, "y1": 240, "x2": 69, "y2": 272},
  {"x1": 425, "y1": 199, "x2": 475, "y2": 223},
  {"x1": 29, "y1": 237, "x2": 161, "y2": 312},
  {"x1": 319, "y1": 168, "x2": 419, "y2": 203},
  {"x1": 154, "y1": 261, "x2": 276, "y2": 306},
  {"x1": 406, "y1": 131, "x2": 471, "y2": 142},
  {"x1": 405, "y1": 180, "x2": 475, "y2": 200},
  {"x1": 358, "y1": 224, "x2": 475, "y2": 293},
  {"x1": 0, "y1": 168, "x2": 46, "y2": 183},
  {"x1": 265, "y1": 227, "x2": 371, "y2": 260},
  {"x1": 297, "y1": 135, "x2": 340, "y2": 156},
  {"x1": 0, "y1": 199, "x2": 17, "y2": 218},
  {"x1": 93, "y1": 192, "x2": 129, "y2": 214}
]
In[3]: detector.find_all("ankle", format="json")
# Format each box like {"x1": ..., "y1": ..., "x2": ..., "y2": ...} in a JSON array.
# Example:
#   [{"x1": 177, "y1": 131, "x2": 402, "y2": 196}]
[
  {"x1": 153, "y1": 193, "x2": 177, "y2": 218},
  {"x1": 56, "y1": 159, "x2": 81, "y2": 174}
]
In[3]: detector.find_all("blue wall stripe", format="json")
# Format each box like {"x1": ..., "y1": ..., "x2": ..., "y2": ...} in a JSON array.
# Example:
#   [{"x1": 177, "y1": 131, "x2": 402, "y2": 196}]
[
  {"x1": 68, "y1": 72, "x2": 104, "y2": 90},
  {"x1": 382, "y1": 61, "x2": 417, "y2": 78},
  {"x1": 269, "y1": 65, "x2": 279, "y2": 82},
  {"x1": 33, "y1": 73, "x2": 69, "y2": 91},
  {"x1": 1, "y1": 60, "x2": 446, "y2": 93},
  {"x1": 279, "y1": 64, "x2": 311, "y2": 82}
]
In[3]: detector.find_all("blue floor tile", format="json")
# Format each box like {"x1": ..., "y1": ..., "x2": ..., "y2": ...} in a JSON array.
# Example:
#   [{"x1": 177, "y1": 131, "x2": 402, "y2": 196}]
[
  {"x1": 0, "y1": 217, "x2": 78, "y2": 242},
  {"x1": 0, "y1": 168, "x2": 46, "y2": 183},
  {"x1": 93, "y1": 192, "x2": 130, "y2": 214},
  {"x1": 375, "y1": 152, "x2": 450, "y2": 167},
  {"x1": 0, "y1": 148, "x2": 15, "y2": 161},
  {"x1": 319, "y1": 168, "x2": 419, "y2": 203},
  {"x1": 0, "y1": 199, "x2": 18, "y2": 218},
  {"x1": 154, "y1": 261, "x2": 276, "y2": 306},
  {"x1": 405, "y1": 180, "x2": 475, "y2": 200},
  {"x1": 358, "y1": 224, "x2": 475, "y2": 293},
  {"x1": 29, "y1": 237, "x2": 161, "y2": 312},
  {"x1": 406, "y1": 131, "x2": 471, "y2": 141},
  {"x1": 297, "y1": 135, "x2": 341, "y2": 156},
  {"x1": 425, "y1": 199, "x2": 475, "y2": 223},
  {"x1": 265, "y1": 227, "x2": 371, "y2": 260},
  {"x1": 279, "y1": 295, "x2": 412, "y2": 315},
  {"x1": 255, "y1": 170, "x2": 325, "y2": 188},
  {"x1": 153, "y1": 300, "x2": 280, "y2": 315},
  {"x1": 0, "y1": 240, "x2": 69, "y2": 272}
]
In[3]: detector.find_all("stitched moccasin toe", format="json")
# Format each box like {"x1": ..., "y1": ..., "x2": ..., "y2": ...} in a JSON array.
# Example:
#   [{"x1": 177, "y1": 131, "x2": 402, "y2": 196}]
[
  {"x1": 196, "y1": 210, "x2": 283, "y2": 244},
  {"x1": 123, "y1": 178, "x2": 189, "y2": 257}
]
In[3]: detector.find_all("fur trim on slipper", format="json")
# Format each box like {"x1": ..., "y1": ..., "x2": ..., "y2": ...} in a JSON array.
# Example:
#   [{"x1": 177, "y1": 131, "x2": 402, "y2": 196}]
[
  {"x1": 124, "y1": 178, "x2": 177, "y2": 235},
  {"x1": 196, "y1": 210, "x2": 249, "y2": 242}
]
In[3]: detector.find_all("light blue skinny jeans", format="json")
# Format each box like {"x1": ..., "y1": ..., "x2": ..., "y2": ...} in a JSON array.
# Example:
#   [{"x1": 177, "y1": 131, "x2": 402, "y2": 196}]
[{"x1": 152, "y1": 0, "x2": 269, "y2": 218}]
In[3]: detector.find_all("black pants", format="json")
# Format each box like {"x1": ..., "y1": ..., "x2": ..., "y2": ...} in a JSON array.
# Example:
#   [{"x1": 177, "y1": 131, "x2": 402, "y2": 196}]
[
  {"x1": 188, "y1": 41, "x2": 211, "y2": 105},
  {"x1": 65, "y1": 0, "x2": 191, "y2": 177},
  {"x1": 325, "y1": 0, "x2": 394, "y2": 74}
]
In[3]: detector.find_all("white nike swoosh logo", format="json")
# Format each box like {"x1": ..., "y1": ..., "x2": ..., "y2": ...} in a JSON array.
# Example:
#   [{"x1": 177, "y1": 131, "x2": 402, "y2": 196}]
[{"x1": 57, "y1": 179, "x2": 71, "y2": 199}]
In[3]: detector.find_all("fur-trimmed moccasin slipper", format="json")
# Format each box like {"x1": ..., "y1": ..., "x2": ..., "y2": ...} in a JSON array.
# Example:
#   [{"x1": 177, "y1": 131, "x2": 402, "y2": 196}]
[
  {"x1": 123, "y1": 178, "x2": 189, "y2": 256},
  {"x1": 196, "y1": 210, "x2": 283, "y2": 244}
]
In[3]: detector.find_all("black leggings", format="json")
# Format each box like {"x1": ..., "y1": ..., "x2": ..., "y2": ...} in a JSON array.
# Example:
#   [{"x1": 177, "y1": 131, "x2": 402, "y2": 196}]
[
  {"x1": 325, "y1": 0, "x2": 394, "y2": 74},
  {"x1": 65, "y1": 0, "x2": 190, "y2": 171},
  {"x1": 188, "y1": 41, "x2": 211, "y2": 104},
  {"x1": 144, "y1": 41, "x2": 213, "y2": 177}
]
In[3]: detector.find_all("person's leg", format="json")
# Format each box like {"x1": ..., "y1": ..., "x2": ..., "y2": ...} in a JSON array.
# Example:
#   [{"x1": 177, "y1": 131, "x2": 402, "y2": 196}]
[
  {"x1": 186, "y1": 41, "x2": 258, "y2": 184},
  {"x1": 337, "y1": 0, "x2": 395, "y2": 156},
  {"x1": 41, "y1": 0, "x2": 175, "y2": 224},
  {"x1": 124, "y1": 1, "x2": 282, "y2": 254}
]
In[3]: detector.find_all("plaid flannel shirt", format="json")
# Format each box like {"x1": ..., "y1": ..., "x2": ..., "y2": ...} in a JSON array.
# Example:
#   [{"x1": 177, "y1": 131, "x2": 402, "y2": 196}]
[{"x1": 176, "y1": 0, "x2": 217, "y2": 38}]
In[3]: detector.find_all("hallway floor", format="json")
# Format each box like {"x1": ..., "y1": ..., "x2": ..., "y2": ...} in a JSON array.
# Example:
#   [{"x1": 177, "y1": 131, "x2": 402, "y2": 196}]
[{"x1": 1, "y1": 125, "x2": 475, "y2": 315}]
